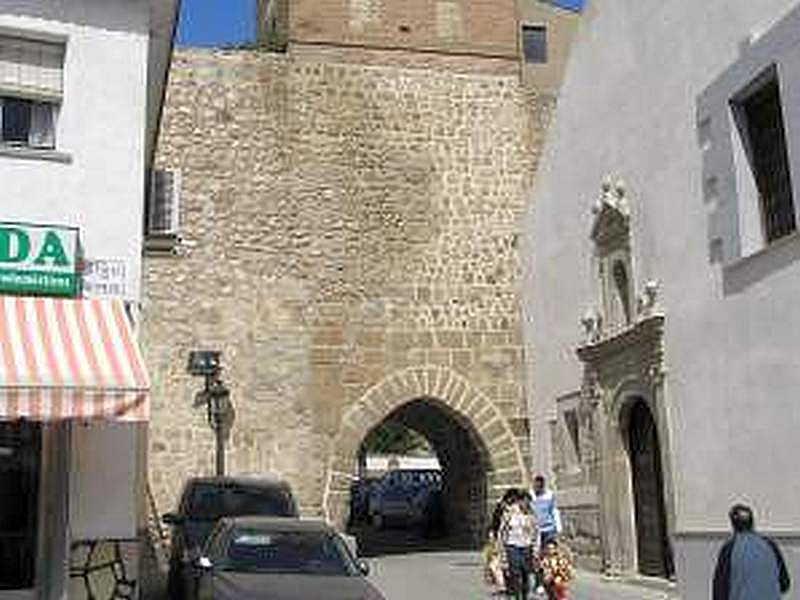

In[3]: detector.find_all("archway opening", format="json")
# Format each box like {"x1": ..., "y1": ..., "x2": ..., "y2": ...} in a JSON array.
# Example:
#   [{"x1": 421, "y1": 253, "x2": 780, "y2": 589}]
[
  {"x1": 624, "y1": 400, "x2": 674, "y2": 578},
  {"x1": 347, "y1": 397, "x2": 490, "y2": 556},
  {"x1": 612, "y1": 259, "x2": 632, "y2": 325}
]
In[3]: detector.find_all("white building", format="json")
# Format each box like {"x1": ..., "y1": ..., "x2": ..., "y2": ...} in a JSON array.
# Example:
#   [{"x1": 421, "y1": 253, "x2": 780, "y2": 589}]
[
  {"x1": 0, "y1": 2, "x2": 177, "y2": 599},
  {"x1": 524, "y1": 0, "x2": 800, "y2": 596}
]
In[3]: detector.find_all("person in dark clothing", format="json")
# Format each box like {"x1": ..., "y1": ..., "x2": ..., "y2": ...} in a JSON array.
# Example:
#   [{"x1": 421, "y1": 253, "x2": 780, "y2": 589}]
[{"x1": 713, "y1": 504, "x2": 791, "y2": 600}]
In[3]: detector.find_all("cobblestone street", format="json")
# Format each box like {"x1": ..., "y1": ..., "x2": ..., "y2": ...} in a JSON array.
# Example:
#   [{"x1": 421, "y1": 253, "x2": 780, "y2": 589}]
[{"x1": 368, "y1": 551, "x2": 680, "y2": 600}]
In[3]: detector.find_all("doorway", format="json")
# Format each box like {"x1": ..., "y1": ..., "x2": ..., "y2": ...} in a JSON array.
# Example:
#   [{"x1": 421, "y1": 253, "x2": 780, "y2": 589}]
[
  {"x1": 0, "y1": 421, "x2": 41, "y2": 590},
  {"x1": 348, "y1": 397, "x2": 490, "y2": 556},
  {"x1": 626, "y1": 401, "x2": 673, "y2": 578}
]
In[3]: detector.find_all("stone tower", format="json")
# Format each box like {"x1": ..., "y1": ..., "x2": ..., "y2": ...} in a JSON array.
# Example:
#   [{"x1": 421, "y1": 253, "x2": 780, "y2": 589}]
[
  {"x1": 259, "y1": 0, "x2": 518, "y2": 57},
  {"x1": 143, "y1": 0, "x2": 580, "y2": 544}
]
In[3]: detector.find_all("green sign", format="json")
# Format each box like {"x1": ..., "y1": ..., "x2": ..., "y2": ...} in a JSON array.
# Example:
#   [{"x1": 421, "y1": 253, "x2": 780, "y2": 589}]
[{"x1": 0, "y1": 222, "x2": 80, "y2": 297}]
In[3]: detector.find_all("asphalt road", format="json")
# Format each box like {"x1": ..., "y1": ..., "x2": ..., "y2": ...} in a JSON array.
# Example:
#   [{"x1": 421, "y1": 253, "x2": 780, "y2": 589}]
[{"x1": 367, "y1": 551, "x2": 680, "y2": 600}]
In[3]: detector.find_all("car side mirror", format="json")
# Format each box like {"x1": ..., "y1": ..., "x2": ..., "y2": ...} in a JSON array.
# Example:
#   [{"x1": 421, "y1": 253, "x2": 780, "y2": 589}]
[
  {"x1": 195, "y1": 556, "x2": 214, "y2": 571},
  {"x1": 357, "y1": 559, "x2": 370, "y2": 576},
  {"x1": 162, "y1": 512, "x2": 184, "y2": 526}
]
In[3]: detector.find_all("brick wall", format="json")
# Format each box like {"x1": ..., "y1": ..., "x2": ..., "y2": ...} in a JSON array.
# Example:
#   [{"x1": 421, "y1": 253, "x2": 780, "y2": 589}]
[{"x1": 260, "y1": 0, "x2": 518, "y2": 58}]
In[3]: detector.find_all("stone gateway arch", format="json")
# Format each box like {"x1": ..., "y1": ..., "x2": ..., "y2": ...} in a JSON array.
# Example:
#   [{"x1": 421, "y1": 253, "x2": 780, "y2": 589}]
[
  {"x1": 324, "y1": 367, "x2": 530, "y2": 542},
  {"x1": 143, "y1": 34, "x2": 551, "y2": 553}
]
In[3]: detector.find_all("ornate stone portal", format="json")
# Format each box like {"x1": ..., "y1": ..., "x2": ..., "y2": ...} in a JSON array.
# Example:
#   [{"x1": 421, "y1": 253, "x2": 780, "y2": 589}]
[{"x1": 574, "y1": 179, "x2": 675, "y2": 577}]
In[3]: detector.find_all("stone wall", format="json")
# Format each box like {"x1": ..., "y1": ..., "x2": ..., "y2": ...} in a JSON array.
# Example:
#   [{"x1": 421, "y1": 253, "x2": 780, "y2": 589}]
[{"x1": 143, "y1": 47, "x2": 554, "y2": 521}]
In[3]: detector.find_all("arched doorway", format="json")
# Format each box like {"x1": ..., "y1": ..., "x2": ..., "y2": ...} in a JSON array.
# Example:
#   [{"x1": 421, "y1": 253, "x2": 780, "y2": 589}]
[
  {"x1": 625, "y1": 400, "x2": 673, "y2": 577},
  {"x1": 323, "y1": 367, "x2": 530, "y2": 555},
  {"x1": 351, "y1": 397, "x2": 489, "y2": 553}
]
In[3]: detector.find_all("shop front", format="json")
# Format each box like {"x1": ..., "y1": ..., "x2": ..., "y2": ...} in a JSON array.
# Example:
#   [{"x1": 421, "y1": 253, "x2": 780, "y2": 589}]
[{"x1": 0, "y1": 294, "x2": 149, "y2": 600}]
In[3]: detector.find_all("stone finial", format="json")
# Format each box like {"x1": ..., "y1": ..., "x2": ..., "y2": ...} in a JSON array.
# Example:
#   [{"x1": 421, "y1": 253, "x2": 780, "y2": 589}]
[
  {"x1": 600, "y1": 176, "x2": 615, "y2": 205},
  {"x1": 580, "y1": 306, "x2": 602, "y2": 343},
  {"x1": 637, "y1": 279, "x2": 660, "y2": 317}
]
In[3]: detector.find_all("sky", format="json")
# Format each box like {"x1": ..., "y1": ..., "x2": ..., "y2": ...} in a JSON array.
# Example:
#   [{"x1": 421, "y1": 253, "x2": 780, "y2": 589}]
[
  {"x1": 552, "y1": 0, "x2": 586, "y2": 11},
  {"x1": 175, "y1": 0, "x2": 586, "y2": 48},
  {"x1": 176, "y1": 0, "x2": 257, "y2": 47}
]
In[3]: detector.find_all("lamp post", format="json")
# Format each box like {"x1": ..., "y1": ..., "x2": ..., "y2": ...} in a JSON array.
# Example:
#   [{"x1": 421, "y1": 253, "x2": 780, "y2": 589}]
[{"x1": 187, "y1": 350, "x2": 233, "y2": 477}]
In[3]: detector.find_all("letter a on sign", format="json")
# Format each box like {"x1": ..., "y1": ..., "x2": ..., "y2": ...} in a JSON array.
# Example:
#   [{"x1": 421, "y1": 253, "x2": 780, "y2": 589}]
[
  {"x1": 0, "y1": 228, "x2": 31, "y2": 263},
  {"x1": 34, "y1": 231, "x2": 70, "y2": 267}
]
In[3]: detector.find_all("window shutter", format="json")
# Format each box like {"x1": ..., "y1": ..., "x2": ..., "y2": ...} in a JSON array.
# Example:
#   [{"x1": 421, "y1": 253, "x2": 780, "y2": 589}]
[
  {"x1": 0, "y1": 36, "x2": 64, "y2": 102},
  {"x1": 148, "y1": 169, "x2": 181, "y2": 235}
]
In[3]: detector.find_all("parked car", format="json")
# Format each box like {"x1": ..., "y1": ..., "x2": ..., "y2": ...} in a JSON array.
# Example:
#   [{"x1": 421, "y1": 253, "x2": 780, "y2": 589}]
[
  {"x1": 163, "y1": 476, "x2": 298, "y2": 600},
  {"x1": 348, "y1": 477, "x2": 380, "y2": 525},
  {"x1": 367, "y1": 469, "x2": 442, "y2": 529},
  {"x1": 190, "y1": 516, "x2": 385, "y2": 600}
]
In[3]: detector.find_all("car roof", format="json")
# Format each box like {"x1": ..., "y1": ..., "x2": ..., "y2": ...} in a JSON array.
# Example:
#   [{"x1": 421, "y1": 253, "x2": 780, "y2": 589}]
[
  {"x1": 221, "y1": 516, "x2": 335, "y2": 533},
  {"x1": 185, "y1": 475, "x2": 291, "y2": 490}
]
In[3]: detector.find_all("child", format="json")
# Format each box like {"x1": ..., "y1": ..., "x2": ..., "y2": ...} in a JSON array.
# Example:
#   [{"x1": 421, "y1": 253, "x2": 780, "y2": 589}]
[{"x1": 539, "y1": 538, "x2": 575, "y2": 600}]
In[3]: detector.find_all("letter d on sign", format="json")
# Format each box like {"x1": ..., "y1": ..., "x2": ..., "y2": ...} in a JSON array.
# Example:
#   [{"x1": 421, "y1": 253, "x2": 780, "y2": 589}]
[{"x1": 0, "y1": 228, "x2": 31, "y2": 263}]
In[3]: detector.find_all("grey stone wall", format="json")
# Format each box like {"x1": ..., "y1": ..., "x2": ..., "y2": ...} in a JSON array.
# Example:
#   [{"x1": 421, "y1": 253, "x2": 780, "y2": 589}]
[{"x1": 143, "y1": 47, "x2": 554, "y2": 522}]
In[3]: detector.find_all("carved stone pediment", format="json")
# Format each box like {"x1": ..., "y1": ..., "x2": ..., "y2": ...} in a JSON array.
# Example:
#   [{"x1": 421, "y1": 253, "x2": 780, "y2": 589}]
[{"x1": 576, "y1": 313, "x2": 666, "y2": 412}]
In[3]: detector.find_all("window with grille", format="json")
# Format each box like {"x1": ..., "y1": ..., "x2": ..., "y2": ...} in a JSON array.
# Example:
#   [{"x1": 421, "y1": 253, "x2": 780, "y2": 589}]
[
  {"x1": 146, "y1": 169, "x2": 181, "y2": 237},
  {"x1": 734, "y1": 73, "x2": 796, "y2": 243},
  {"x1": 0, "y1": 35, "x2": 63, "y2": 150},
  {"x1": 1, "y1": 97, "x2": 56, "y2": 149},
  {"x1": 522, "y1": 25, "x2": 547, "y2": 64}
]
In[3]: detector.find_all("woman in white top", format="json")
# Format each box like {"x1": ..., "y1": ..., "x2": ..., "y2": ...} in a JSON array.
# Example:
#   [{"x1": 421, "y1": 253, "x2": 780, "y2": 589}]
[{"x1": 499, "y1": 489, "x2": 539, "y2": 599}]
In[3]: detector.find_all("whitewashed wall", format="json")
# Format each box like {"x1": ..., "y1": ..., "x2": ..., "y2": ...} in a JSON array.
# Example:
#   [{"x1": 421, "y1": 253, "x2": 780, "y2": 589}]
[
  {"x1": 0, "y1": 0, "x2": 150, "y2": 303},
  {"x1": 0, "y1": 3, "x2": 153, "y2": 598},
  {"x1": 523, "y1": 0, "x2": 800, "y2": 596}
]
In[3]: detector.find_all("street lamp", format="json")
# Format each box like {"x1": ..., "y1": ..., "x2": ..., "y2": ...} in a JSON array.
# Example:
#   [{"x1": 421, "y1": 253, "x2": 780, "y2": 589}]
[{"x1": 187, "y1": 350, "x2": 233, "y2": 477}]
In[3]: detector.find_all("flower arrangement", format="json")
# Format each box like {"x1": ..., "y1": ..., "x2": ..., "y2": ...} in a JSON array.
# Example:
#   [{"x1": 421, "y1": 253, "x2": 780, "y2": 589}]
[{"x1": 540, "y1": 540, "x2": 575, "y2": 599}]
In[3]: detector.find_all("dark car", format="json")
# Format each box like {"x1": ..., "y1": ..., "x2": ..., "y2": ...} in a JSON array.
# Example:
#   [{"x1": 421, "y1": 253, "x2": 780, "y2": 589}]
[
  {"x1": 190, "y1": 516, "x2": 385, "y2": 600},
  {"x1": 368, "y1": 469, "x2": 442, "y2": 530},
  {"x1": 163, "y1": 476, "x2": 298, "y2": 600}
]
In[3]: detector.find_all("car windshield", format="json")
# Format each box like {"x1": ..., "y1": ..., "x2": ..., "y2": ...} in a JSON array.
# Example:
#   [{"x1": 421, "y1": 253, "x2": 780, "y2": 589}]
[
  {"x1": 216, "y1": 529, "x2": 359, "y2": 576},
  {"x1": 186, "y1": 484, "x2": 295, "y2": 520}
]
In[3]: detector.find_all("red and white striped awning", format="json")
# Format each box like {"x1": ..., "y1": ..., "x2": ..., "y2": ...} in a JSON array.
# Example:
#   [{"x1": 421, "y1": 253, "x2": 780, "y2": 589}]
[{"x1": 0, "y1": 296, "x2": 149, "y2": 421}]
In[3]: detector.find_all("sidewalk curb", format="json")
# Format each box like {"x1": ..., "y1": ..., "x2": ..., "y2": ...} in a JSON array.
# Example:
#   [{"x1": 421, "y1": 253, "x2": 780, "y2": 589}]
[{"x1": 580, "y1": 570, "x2": 680, "y2": 598}]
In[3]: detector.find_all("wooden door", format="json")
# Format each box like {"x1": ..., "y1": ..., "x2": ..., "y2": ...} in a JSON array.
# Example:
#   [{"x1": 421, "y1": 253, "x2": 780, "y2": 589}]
[
  {"x1": 627, "y1": 402, "x2": 673, "y2": 578},
  {"x1": 0, "y1": 421, "x2": 41, "y2": 589}
]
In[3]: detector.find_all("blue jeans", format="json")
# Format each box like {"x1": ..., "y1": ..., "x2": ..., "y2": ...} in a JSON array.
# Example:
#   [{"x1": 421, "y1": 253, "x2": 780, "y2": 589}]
[{"x1": 505, "y1": 545, "x2": 533, "y2": 599}]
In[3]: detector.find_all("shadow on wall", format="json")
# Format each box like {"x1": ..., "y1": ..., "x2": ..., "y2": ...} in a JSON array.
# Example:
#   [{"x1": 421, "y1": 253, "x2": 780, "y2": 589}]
[
  {"x1": 1, "y1": 3, "x2": 149, "y2": 34},
  {"x1": 722, "y1": 232, "x2": 800, "y2": 295}
]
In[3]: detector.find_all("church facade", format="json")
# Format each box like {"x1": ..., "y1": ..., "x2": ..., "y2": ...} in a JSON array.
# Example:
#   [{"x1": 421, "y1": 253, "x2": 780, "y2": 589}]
[{"x1": 524, "y1": 0, "x2": 800, "y2": 594}]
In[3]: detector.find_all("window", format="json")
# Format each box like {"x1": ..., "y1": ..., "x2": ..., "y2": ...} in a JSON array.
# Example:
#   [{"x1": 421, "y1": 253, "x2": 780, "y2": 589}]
[
  {"x1": 522, "y1": 25, "x2": 547, "y2": 64},
  {"x1": 146, "y1": 169, "x2": 181, "y2": 237},
  {"x1": 0, "y1": 97, "x2": 55, "y2": 149},
  {"x1": 564, "y1": 408, "x2": 580, "y2": 461},
  {"x1": 0, "y1": 35, "x2": 64, "y2": 151},
  {"x1": 733, "y1": 72, "x2": 795, "y2": 243}
]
